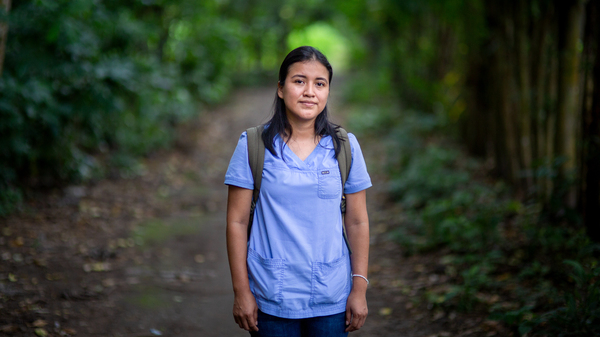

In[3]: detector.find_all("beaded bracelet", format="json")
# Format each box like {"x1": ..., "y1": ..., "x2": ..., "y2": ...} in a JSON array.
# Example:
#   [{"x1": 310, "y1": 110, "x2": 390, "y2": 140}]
[{"x1": 351, "y1": 274, "x2": 369, "y2": 285}]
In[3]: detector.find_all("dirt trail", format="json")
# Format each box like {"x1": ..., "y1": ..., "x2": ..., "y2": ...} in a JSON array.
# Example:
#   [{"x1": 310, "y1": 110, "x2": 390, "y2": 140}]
[{"x1": 0, "y1": 86, "x2": 500, "y2": 337}]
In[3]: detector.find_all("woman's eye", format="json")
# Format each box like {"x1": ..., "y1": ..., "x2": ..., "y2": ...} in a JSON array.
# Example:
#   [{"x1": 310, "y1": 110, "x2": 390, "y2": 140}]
[
  {"x1": 316, "y1": 82, "x2": 325, "y2": 87},
  {"x1": 295, "y1": 80, "x2": 304, "y2": 84}
]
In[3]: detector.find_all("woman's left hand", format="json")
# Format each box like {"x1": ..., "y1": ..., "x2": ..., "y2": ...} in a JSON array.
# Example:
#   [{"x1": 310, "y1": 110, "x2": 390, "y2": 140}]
[{"x1": 344, "y1": 287, "x2": 368, "y2": 332}]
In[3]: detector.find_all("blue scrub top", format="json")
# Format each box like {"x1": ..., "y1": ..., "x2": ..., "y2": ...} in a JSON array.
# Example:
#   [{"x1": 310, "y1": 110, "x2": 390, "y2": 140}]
[{"x1": 225, "y1": 130, "x2": 372, "y2": 319}]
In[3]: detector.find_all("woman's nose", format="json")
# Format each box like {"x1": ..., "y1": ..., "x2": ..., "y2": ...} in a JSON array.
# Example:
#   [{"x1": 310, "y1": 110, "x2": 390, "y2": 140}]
[{"x1": 304, "y1": 85, "x2": 315, "y2": 96}]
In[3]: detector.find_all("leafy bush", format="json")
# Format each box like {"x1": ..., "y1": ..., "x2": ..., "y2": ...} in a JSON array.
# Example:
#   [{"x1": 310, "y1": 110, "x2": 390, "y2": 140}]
[
  {"x1": 531, "y1": 260, "x2": 600, "y2": 336},
  {"x1": 347, "y1": 93, "x2": 600, "y2": 333},
  {"x1": 0, "y1": 0, "x2": 248, "y2": 213}
]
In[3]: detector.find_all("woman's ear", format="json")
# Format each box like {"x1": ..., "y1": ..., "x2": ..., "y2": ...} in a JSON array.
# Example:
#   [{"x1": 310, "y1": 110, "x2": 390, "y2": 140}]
[{"x1": 277, "y1": 81, "x2": 284, "y2": 99}]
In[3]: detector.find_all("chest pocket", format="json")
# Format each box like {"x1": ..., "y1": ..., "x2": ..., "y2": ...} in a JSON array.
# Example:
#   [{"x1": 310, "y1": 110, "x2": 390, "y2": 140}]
[{"x1": 318, "y1": 169, "x2": 341, "y2": 199}]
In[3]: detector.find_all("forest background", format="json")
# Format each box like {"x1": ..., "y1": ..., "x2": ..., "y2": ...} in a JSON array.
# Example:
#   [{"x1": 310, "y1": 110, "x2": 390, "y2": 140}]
[{"x1": 1, "y1": 0, "x2": 599, "y2": 335}]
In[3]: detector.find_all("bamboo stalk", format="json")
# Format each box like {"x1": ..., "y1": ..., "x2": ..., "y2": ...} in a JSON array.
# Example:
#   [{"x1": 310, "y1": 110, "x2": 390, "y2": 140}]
[
  {"x1": 554, "y1": 0, "x2": 585, "y2": 208},
  {"x1": 0, "y1": 0, "x2": 11, "y2": 77},
  {"x1": 516, "y1": 0, "x2": 533, "y2": 190}
]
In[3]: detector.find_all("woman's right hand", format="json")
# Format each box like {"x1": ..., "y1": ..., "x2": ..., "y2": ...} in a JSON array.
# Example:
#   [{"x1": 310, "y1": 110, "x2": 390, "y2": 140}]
[{"x1": 233, "y1": 290, "x2": 259, "y2": 331}]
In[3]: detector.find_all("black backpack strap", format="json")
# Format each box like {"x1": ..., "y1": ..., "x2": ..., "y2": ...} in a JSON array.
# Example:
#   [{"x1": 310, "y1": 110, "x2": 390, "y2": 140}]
[
  {"x1": 335, "y1": 127, "x2": 353, "y2": 253},
  {"x1": 246, "y1": 125, "x2": 265, "y2": 240}
]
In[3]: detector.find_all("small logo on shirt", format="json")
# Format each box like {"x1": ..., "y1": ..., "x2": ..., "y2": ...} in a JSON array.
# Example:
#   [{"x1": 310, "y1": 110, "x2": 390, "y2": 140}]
[{"x1": 321, "y1": 170, "x2": 330, "y2": 175}]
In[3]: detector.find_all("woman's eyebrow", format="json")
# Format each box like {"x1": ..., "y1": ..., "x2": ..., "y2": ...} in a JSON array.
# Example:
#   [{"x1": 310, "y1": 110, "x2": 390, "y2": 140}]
[{"x1": 291, "y1": 74, "x2": 328, "y2": 83}]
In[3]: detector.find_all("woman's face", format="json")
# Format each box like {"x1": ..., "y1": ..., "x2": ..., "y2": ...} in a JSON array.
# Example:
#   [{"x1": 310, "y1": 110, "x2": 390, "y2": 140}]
[{"x1": 277, "y1": 60, "x2": 330, "y2": 124}]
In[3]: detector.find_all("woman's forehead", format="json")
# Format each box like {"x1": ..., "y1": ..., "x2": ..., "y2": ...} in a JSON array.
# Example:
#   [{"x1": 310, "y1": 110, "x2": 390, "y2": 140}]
[{"x1": 287, "y1": 61, "x2": 329, "y2": 80}]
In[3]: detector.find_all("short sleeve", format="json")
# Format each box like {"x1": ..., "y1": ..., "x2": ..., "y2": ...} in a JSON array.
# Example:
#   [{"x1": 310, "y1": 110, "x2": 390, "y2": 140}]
[
  {"x1": 224, "y1": 132, "x2": 254, "y2": 190},
  {"x1": 344, "y1": 133, "x2": 372, "y2": 194}
]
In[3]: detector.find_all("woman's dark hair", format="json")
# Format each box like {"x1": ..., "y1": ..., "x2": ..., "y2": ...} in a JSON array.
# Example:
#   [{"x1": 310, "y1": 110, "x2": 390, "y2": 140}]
[{"x1": 262, "y1": 46, "x2": 342, "y2": 157}]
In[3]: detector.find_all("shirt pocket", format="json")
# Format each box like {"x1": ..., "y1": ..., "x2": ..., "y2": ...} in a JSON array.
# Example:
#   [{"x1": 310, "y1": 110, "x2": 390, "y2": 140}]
[
  {"x1": 310, "y1": 254, "x2": 351, "y2": 306},
  {"x1": 317, "y1": 169, "x2": 342, "y2": 199},
  {"x1": 247, "y1": 248, "x2": 286, "y2": 305}
]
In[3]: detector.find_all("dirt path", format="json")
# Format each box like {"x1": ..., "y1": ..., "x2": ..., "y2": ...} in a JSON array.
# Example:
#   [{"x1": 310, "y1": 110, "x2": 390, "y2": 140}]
[{"x1": 0, "y1": 86, "x2": 501, "y2": 337}]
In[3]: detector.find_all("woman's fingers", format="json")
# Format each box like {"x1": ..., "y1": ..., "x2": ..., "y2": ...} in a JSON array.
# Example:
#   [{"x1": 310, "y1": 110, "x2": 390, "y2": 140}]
[
  {"x1": 345, "y1": 311, "x2": 367, "y2": 332},
  {"x1": 235, "y1": 311, "x2": 258, "y2": 331},
  {"x1": 232, "y1": 291, "x2": 259, "y2": 331},
  {"x1": 344, "y1": 291, "x2": 368, "y2": 332}
]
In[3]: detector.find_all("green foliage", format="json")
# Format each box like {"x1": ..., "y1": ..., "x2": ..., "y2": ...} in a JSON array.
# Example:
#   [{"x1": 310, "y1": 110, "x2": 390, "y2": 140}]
[
  {"x1": 287, "y1": 22, "x2": 350, "y2": 71},
  {"x1": 490, "y1": 260, "x2": 600, "y2": 336},
  {"x1": 0, "y1": 187, "x2": 22, "y2": 217},
  {"x1": 357, "y1": 108, "x2": 515, "y2": 257},
  {"x1": 339, "y1": 0, "x2": 481, "y2": 115},
  {"x1": 0, "y1": 0, "x2": 283, "y2": 214},
  {"x1": 531, "y1": 260, "x2": 600, "y2": 336},
  {"x1": 347, "y1": 69, "x2": 600, "y2": 332}
]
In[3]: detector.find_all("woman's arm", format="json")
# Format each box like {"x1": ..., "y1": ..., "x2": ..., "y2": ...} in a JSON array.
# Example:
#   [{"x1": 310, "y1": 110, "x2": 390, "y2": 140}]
[
  {"x1": 226, "y1": 185, "x2": 259, "y2": 332},
  {"x1": 343, "y1": 189, "x2": 370, "y2": 332}
]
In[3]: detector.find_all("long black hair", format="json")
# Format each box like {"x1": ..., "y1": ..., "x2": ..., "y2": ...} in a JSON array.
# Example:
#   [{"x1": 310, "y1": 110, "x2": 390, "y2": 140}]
[{"x1": 262, "y1": 46, "x2": 343, "y2": 158}]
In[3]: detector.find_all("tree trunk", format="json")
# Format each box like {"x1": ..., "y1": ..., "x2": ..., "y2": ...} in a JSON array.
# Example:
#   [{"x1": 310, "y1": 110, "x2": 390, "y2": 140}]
[
  {"x1": 0, "y1": 0, "x2": 11, "y2": 77},
  {"x1": 530, "y1": 5, "x2": 552, "y2": 198},
  {"x1": 554, "y1": 0, "x2": 585, "y2": 208},
  {"x1": 515, "y1": 0, "x2": 533, "y2": 190},
  {"x1": 545, "y1": 51, "x2": 559, "y2": 201},
  {"x1": 583, "y1": 0, "x2": 600, "y2": 242},
  {"x1": 500, "y1": 8, "x2": 521, "y2": 185}
]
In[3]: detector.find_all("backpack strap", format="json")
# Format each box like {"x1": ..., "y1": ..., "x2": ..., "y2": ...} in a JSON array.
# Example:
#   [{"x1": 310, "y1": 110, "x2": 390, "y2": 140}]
[
  {"x1": 336, "y1": 127, "x2": 352, "y2": 205},
  {"x1": 246, "y1": 125, "x2": 265, "y2": 239},
  {"x1": 335, "y1": 127, "x2": 353, "y2": 253}
]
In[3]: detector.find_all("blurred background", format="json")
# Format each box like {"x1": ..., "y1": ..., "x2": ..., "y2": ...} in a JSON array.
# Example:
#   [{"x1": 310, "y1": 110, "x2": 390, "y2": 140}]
[{"x1": 1, "y1": 0, "x2": 599, "y2": 336}]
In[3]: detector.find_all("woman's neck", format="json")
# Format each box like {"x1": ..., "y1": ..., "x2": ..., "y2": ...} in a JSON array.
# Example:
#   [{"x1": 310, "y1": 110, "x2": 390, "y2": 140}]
[
  {"x1": 286, "y1": 118, "x2": 317, "y2": 142},
  {"x1": 284, "y1": 119, "x2": 321, "y2": 161}
]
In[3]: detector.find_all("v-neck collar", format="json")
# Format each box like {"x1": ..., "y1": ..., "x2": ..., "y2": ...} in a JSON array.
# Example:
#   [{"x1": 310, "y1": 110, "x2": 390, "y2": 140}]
[{"x1": 277, "y1": 134, "x2": 328, "y2": 169}]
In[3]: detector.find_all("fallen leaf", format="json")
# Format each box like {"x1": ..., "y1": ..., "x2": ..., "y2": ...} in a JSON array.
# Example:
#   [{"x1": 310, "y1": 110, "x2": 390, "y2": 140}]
[
  {"x1": 11, "y1": 237, "x2": 24, "y2": 247},
  {"x1": 83, "y1": 262, "x2": 111, "y2": 272},
  {"x1": 35, "y1": 328, "x2": 48, "y2": 337},
  {"x1": 117, "y1": 238, "x2": 127, "y2": 248},
  {"x1": 12, "y1": 253, "x2": 23, "y2": 263},
  {"x1": 8, "y1": 273, "x2": 16, "y2": 282},
  {"x1": 379, "y1": 307, "x2": 393, "y2": 316},
  {"x1": 432, "y1": 310, "x2": 445, "y2": 321},
  {"x1": 0, "y1": 325, "x2": 18, "y2": 333},
  {"x1": 482, "y1": 320, "x2": 502, "y2": 331},
  {"x1": 34, "y1": 258, "x2": 47, "y2": 267},
  {"x1": 375, "y1": 223, "x2": 387, "y2": 234},
  {"x1": 63, "y1": 328, "x2": 77, "y2": 335},
  {"x1": 194, "y1": 254, "x2": 205, "y2": 263},
  {"x1": 32, "y1": 319, "x2": 47, "y2": 327},
  {"x1": 102, "y1": 278, "x2": 116, "y2": 287}
]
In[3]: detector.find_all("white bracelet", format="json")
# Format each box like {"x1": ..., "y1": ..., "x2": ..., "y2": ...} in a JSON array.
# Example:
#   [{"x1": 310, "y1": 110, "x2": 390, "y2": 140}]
[{"x1": 351, "y1": 274, "x2": 369, "y2": 285}]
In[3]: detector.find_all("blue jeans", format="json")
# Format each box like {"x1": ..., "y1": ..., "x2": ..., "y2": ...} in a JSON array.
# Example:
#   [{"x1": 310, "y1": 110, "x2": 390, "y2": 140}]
[{"x1": 249, "y1": 310, "x2": 349, "y2": 337}]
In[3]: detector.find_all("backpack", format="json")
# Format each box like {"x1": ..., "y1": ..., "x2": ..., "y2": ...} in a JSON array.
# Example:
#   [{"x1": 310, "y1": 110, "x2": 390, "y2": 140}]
[{"x1": 246, "y1": 125, "x2": 353, "y2": 252}]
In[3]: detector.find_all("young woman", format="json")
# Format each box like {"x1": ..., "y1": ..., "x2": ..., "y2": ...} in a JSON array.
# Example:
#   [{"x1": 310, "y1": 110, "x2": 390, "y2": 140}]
[{"x1": 225, "y1": 46, "x2": 371, "y2": 337}]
